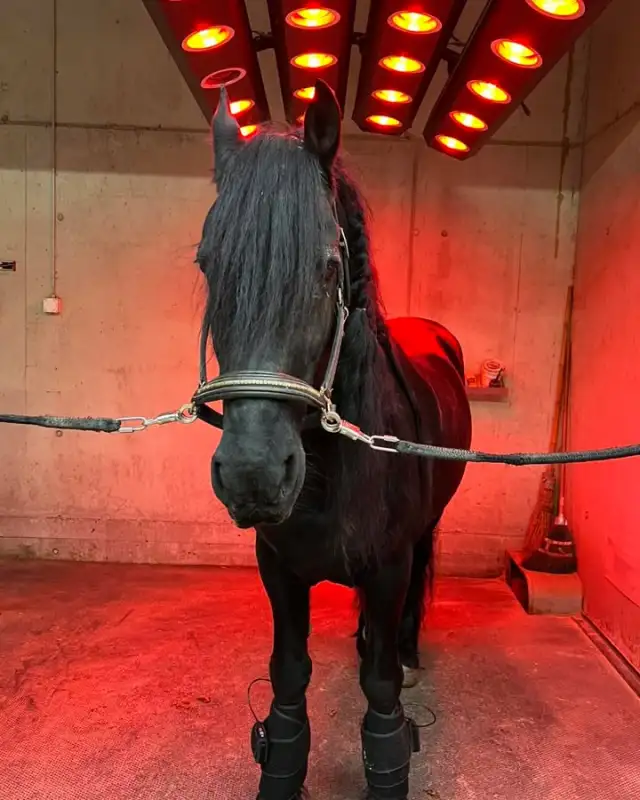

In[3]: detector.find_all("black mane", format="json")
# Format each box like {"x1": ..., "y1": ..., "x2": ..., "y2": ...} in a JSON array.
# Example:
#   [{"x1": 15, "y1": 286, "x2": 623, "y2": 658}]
[
  {"x1": 198, "y1": 130, "x2": 332, "y2": 360},
  {"x1": 330, "y1": 160, "x2": 400, "y2": 562}
]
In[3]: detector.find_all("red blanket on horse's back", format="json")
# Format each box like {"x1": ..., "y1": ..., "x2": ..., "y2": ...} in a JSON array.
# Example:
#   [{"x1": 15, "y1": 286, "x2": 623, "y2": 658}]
[{"x1": 386, "y1": 317, "x2": 473, "y2": 509}]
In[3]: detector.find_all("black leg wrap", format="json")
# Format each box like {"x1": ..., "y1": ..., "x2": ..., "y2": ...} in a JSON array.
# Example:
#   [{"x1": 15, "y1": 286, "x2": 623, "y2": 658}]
[
  {"x1": 361, "y1": 706, "x2": 420, "y2": 800},
  {"x1": 252, "y1": 699, "x2": 310, "y2": 800}
]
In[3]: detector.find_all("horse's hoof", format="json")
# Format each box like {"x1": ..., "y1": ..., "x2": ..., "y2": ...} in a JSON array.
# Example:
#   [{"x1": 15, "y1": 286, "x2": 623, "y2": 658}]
[{"x1": 402, "y1": 664, "x2": 420, "y2": 689}]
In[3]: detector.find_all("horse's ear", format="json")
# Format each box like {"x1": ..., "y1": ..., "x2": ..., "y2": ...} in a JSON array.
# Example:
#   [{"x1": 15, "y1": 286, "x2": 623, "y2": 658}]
[
  {"x1": 303, "y1": 79, "x2": 341, "y2": 169},
  {"x1": 212, "y1": 86, "x2": 242, "y2": 183}
]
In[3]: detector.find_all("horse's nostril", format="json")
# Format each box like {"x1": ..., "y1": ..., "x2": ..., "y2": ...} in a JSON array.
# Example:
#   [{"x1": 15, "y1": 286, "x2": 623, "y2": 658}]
[
  {"x1": 213, "y1": 458, "x2": 224, "y2": 491},
  {"x1": 282, "y1": 453, "x2": 296, "y2": 494}
]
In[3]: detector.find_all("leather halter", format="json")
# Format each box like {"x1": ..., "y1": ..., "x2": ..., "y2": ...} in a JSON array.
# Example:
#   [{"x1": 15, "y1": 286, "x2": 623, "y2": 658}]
[{"x1": 192, "y1": 218, "x2": 350, "y2": 430}]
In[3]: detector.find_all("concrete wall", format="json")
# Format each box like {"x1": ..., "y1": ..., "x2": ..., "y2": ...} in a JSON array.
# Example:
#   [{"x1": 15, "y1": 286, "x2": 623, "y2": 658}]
[
  {"x1": 0, "y1": 0, "x2": 586, "y2": 575},
  {"x1": 569, "y1": 0, "x2": 640, "y2": 669}
]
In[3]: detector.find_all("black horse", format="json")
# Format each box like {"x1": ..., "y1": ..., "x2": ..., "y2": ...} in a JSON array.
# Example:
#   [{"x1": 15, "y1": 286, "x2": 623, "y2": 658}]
[{"x1": 196, "y1": 80, "x2": 472, "y2": 800}]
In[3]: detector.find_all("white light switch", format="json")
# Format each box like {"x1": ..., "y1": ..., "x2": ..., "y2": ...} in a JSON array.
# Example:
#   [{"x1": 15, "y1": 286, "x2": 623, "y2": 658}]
[{"x1": 43, "y1": 296, "x2": 62, "y2": 315}]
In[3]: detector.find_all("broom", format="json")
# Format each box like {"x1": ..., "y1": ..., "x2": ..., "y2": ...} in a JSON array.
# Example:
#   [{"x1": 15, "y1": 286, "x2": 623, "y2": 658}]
[
  {"x1": 521, "y1": 285, "x2": 573, "y2": 566},
  {"x1": 523, "y1": 321, "x2": 577, "y2": 573}
]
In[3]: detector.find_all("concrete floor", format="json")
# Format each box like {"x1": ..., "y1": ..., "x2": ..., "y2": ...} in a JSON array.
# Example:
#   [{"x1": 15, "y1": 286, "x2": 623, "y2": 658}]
[{"x1": 1, "y1": 560, "x2": 639, "y2": 800}]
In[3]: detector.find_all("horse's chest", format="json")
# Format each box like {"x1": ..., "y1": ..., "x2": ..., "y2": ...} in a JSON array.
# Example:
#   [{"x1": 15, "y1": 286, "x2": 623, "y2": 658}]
[{"x1": 258, "y1": 515, "x2": 354, "y2": 587}]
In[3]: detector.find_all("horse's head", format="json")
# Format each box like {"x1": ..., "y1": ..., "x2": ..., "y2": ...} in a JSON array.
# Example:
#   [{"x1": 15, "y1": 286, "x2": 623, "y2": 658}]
[{"x1": 197, "y1": 80, "x2": 346, "y2": 528}]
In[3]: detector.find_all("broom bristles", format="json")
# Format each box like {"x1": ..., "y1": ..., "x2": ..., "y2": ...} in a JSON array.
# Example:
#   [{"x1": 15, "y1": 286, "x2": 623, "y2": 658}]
[{"x1": 522, "y1": 465, "x2": 556, "y2": 559}]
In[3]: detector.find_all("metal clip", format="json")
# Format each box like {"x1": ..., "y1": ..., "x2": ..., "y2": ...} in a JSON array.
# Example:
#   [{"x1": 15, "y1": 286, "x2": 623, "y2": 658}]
[
  {"x1": 339, "y1": 226, "x2": 350, "y2": 261},
  {"x1": 336, "y1": 420, "x2": 374, "y2": 446},
  {"x1": 117, "y1": 403, "x2": 198, "y2": 434},
  {"x1": 117, "y1": 417, "x2": 148, "y2": 434},
  {"x1": 320, "y1": 409, "x2": 400, "y2": 453},
  {"x1": 369, "y1": 435, "x2": 400, "y2": 453}
]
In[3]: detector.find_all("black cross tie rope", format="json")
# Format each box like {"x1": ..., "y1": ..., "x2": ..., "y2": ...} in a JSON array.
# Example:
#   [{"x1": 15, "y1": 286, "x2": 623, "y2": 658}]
[
  {"x1": 320, "y1": 411, "x2": 640, "y2": 466},
  {"x1": 0, "y1": 405, "x2": 639, "y2": 466},
  {"x1": 0, "y1": 414, "x2": 122, "y2": 433},
  {"x1": 394, "y1": 438, "x2": 640, "y2": 466},
  {"x1": 0, "y1": 405, "x2": 198, "y2": 434}
]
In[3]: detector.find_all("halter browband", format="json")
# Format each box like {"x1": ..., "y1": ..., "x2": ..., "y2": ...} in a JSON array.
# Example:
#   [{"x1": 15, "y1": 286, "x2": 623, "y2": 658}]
[{"x1": 193, "y1": 216, "x2": 350, "y2": 430}]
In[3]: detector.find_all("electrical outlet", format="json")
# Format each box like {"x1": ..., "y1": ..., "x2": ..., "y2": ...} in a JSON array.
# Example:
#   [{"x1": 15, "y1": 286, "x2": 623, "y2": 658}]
[{"x1": 43, "y1": 296, "x2": 62, "y2": 315}]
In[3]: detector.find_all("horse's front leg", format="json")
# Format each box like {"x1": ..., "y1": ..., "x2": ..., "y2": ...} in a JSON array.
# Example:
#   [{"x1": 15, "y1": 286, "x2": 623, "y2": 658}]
[
  {"x1": 255, "y1": 535, "x2": 312, "y2": 800},
  {"x1": 358, "y1": 549, "x2": 420, "y2": 800}
]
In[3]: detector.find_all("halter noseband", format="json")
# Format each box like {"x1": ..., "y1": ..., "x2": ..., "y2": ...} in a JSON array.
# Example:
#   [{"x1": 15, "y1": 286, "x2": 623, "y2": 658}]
[{"x1": 192, "y1": 215, "x2": 350, "y2": 430}]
